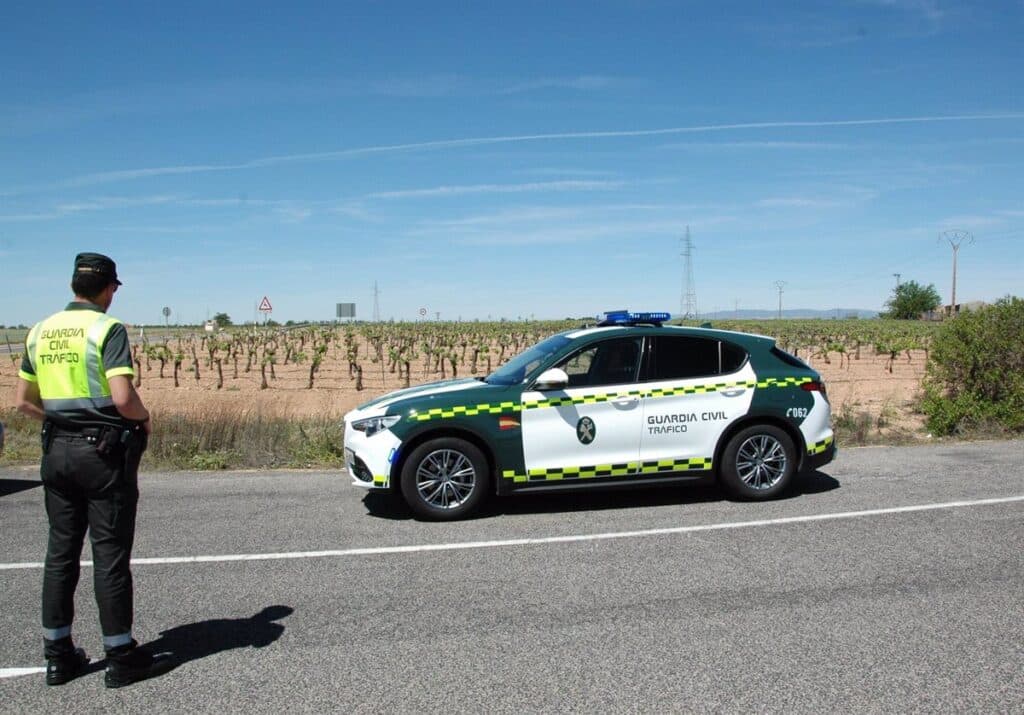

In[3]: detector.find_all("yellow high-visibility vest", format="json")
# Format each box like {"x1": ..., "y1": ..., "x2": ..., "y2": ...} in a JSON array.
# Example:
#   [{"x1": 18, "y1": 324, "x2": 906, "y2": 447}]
[{"x1": 22, "y1": 309, "x2": 132, "y2": 412}]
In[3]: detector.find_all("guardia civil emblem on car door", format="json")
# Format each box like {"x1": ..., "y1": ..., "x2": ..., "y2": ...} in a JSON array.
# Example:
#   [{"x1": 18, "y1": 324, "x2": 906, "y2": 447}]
[{"x1": 576, "y1": 416, "x2": 596, "y2": 445}]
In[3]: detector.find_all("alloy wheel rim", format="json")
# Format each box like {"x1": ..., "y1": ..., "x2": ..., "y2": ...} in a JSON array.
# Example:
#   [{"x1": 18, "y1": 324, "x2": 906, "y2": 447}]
[
  {"x1": 736, "y1": 435, "x2": 787, "y2": 490},
  {"x1": 416, "y1": 449, "x2": 476, "y2": 509}
]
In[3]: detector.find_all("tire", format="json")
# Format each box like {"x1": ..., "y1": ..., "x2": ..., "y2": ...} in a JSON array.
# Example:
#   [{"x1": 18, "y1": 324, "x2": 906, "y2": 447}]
[
  {"x1": 719, "y1": 424, "x2": 797, "y2": 500},
  {"x1": 400, "y1": 438, "x2": 490, "y2": 520}
]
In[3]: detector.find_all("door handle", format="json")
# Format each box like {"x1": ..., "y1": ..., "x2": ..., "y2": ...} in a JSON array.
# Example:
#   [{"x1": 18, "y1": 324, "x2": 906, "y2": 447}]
[
  {"x1": 720, "y1": 389, "x2": 747, "y2": 397},
  {"x1": 612, "y1": 396, "x2": 639, "y2": 407}
]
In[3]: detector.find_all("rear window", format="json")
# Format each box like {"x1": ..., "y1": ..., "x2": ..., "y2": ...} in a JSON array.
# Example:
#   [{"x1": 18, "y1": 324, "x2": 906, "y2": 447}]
[
  {"x1": 646, "y1": 336, "x2": 748, "y2": 381},
  {"x1": 721, "y1": 341, "x2": 748, "y2": 373}
]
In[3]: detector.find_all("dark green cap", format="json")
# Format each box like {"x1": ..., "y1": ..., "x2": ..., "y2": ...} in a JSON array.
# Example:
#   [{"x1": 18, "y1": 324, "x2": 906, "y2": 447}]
[{"x1": 74, "y1": 252, "x2": 122, "y2": 286}]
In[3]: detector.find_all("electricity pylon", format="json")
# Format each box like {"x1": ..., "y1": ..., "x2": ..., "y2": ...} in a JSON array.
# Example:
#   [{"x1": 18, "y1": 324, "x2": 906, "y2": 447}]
[
  {"x1": 774, "y1": 280, "x2": 787, "y2": 320},
  {"x1": 680, "y1": 227, "x2": 696, "y2": 319},
  {"x1": 939, "y1": 230, "x2": 973, "y2": 315}
]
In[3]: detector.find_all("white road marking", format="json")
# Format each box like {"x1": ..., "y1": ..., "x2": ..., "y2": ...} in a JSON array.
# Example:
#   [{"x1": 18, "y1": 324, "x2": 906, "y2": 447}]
[
  {"x1": 0, "y1": 667, "x2": 46, "y2": 679},
  {"x1": 1, "y1": 495, "x2": 1021, "y2": 571}
]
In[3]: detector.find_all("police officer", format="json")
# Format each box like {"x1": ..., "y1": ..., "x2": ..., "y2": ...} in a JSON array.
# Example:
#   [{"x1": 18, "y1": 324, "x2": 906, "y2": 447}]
[{"x1": 15, "y1": 253, "x2": 165, "y2": 688}]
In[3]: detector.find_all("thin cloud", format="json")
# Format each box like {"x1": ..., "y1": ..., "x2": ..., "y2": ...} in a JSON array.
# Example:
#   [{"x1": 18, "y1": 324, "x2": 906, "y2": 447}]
[
  {"x1": 498, "y1": 75, "x2": 632, "y2": 95},
  {"x1": 55, "y1": 195, "x2": 180, "y2": 212},
  {"x1": 1, "y1": 73, "x2": 627, "y2": 138},
  {"x1": 937, "y1": 214, "x2": 1008, "y2": 230},
  {"x1": 5, "y1": 113, "x2": 1023, "y2": 195},
  {"x1": 514, "y1": 167, "x2": 620, "y2": 178},
  {"x1": 753, "y1": 0, "x2": 950, "y2": 48},
  {"x1": 0, "y1": 212, "x2": 59, "y2": 223},
  {"x1": 662, "y1": 140, "x2": 853, "y2": 150},
  {"x1": 859, "y1": 0, "x2": 946, "y2": 25},
  {"x1": 418, "y1": 202, "x2": 724, "y2": 229},
  {"x1": 365, "y1": 180, "x2": 626, "y2": 200},
  {"x1": 447, "y1": 216, "x2": 738, "y2": 246},
  {"x1": 756, "y1": 197, "x2": 846, "y2": 208},
  {"x1": 0, "y1": 194, "x2": 180, "y2": 221}
]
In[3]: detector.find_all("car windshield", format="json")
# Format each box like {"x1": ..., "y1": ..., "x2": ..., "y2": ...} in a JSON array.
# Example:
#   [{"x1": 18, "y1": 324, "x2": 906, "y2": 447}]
[{"x1": 484, "y1": 334, "x2": 573, "y2": 386}]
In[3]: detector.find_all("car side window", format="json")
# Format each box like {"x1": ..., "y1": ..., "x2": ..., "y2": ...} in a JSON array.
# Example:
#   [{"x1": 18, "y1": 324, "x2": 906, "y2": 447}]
[
  {"x1": 721, "y1": 341, "x2": 748, "y2": 373},
  {"x1": 557, "y1": 337, "x2": 643, "y2": 387},
  {"x1": 647, "y1": 336, "x2": 745, "y2": 380}
]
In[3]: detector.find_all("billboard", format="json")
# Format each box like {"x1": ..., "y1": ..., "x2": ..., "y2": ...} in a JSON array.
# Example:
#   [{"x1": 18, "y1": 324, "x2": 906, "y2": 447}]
[{"x1": 336, "y1": 303, "x2": 356, "y2": 319}]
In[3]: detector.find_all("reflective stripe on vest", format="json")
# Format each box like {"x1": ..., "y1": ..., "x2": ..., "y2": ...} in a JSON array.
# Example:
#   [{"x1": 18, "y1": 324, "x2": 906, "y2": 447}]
[{"x1": 28, "y1": 310, "x2": 122, "y2": 412}]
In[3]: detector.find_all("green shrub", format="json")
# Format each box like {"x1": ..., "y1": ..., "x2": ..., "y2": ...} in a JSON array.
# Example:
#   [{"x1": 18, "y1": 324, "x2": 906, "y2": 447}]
[{"x1": 922, "y1": 296, "x2": 1024, "y2": 435}]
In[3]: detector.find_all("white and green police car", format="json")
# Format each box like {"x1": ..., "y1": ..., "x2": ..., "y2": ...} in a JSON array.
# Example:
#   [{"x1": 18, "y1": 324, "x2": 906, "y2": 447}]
[{"x1": 344, "y1": 311, "x2": 835, "y2": 520}]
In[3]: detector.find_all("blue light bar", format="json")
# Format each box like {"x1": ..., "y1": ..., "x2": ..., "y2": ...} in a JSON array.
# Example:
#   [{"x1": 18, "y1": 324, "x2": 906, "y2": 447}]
[{"x1": 597, "y1": 310, "x2": 672, "y2": 327}]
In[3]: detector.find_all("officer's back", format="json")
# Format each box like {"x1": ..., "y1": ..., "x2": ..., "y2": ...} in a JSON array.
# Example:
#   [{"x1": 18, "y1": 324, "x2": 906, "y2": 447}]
[{"x1": 15, "y1": 252, "x2": 168, "y2": 688}]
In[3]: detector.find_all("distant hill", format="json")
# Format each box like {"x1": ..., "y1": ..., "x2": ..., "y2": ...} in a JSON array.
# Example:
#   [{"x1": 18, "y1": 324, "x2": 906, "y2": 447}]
[{"x1": 690, "y1": 308, "x2": 879, "y2": 320}]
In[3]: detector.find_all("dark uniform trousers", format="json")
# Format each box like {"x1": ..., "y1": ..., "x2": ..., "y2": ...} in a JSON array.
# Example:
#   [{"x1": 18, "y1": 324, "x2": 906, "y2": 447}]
[{"x1": 41, "y1": 426, "x2": 143, "y2": 657}]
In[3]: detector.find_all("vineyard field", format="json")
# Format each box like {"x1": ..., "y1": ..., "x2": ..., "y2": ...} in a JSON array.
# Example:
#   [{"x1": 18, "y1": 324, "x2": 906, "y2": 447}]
[{"x1": 2, "y1": 319, "x2": 937, "y2": 440}]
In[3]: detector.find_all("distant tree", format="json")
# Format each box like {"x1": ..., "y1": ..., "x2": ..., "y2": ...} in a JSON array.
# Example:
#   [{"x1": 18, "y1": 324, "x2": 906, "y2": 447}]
[
  {"x1": 882, "y1": 280, "x2": 942, "y2": 319},
  {"x1": 213, "y1": 312, "x2": 233, "y2": 327}
]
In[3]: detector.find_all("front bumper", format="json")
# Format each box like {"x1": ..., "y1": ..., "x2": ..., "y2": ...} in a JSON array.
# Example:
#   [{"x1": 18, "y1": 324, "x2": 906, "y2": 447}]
[{"x1": 343, "y1": 420, "x2": 401, "y2": 490}]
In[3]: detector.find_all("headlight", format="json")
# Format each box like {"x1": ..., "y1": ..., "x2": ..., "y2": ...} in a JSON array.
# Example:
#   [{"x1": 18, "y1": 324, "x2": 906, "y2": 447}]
[{"x1": 351, "y1": 415, "x2": 400, "y2": 437}]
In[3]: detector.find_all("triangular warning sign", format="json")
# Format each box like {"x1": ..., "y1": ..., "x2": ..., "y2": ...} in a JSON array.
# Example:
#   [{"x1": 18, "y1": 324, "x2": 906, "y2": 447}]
[{"x1": 258, "y1": 296, "x2": 273, "y2": 312}]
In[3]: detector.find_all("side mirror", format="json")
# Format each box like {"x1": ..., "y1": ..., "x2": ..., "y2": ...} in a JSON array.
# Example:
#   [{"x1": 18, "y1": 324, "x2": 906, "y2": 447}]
[{"x1": 534, "y1": 368, "x2": 569, "y2": 391}]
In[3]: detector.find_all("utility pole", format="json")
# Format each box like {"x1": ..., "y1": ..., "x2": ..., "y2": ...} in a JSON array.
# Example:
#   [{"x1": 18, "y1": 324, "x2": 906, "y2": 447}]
[
  {"x1": 939, "y1": 230, "x2": 973, "y2": 315},
  {"x1": 372, "y1": 281, "x2": 381, "y2": 322},
  {"x1": 774, "y1": 281, "x2": 787, "y2": 320},
  {"x1": 892, "y1": 273, "x2": 901, "y2": 289},
  {"x1": 680, "y1": 227, "x2": 696, "y2": 319}
]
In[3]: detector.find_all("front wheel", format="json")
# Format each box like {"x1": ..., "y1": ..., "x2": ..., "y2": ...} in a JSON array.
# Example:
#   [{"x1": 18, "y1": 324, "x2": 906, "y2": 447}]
[
  {"x1": 719, "y1": 425, "x2": 796, "y2": 500},
  {"x1": 400, "y1": 438, "x2": 490, "y2": 520}
]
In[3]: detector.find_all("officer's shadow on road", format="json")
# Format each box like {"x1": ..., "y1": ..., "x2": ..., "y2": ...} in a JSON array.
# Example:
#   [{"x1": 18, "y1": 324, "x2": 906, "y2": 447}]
[
  {"x1": 137, "y1": 605, "x2": 293, "y2": 673},
  {"x1": 362, "y1": 470, "x2": 841, "y2": 521},
  {"x1": 0, "y1": 478, "x2": 42, "y2": 497}
]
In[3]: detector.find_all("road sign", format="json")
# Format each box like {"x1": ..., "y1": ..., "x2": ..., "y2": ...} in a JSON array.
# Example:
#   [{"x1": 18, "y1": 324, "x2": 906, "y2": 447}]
[
  {"x1": 162, "y1": 307, "x2": 171, "y2": 317},
  {"x1": 259, "y1": 296, "x2": 273, "y2": 312},
  {"x1": 419, "y1": 307, "x2": 427, "y2": 317}
]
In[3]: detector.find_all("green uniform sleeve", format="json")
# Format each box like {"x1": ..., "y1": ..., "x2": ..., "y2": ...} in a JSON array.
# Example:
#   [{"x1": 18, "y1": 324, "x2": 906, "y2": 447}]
[
  {"x1": 19, "y1": 352, "x2": 36, "y2": 382},
  {"x1": 102, "y1": 323, "x2": 135, "y2": 379},
  {"x1": 19, "y1": 324, "x2": 38, "y2": 382}
]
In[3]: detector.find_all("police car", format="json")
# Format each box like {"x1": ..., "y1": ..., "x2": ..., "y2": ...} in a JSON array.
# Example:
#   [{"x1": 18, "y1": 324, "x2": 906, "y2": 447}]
[{"x1": 343, "y1": 311, "x2": 835, "y2": 520}]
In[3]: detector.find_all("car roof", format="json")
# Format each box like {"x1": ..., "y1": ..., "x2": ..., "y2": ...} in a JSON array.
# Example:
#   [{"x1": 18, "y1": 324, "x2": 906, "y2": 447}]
[{"x1": 564, "y1": 324, "x2": 776, "y2": 349}]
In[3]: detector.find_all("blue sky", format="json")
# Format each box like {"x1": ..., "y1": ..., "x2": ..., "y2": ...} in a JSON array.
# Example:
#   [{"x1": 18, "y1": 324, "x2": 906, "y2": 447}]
[{"x1": 2, "y1": 1, "x2": 1022, "y2": 325}]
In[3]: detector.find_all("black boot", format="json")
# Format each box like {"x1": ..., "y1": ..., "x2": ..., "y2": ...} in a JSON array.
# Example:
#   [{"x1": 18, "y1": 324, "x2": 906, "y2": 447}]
[
  {"x1": 46, "y1": 647, "x2": 89, "y2": 686},
  {"x1": 104, "y1": 640, "x2": 170, "y2": 688}
]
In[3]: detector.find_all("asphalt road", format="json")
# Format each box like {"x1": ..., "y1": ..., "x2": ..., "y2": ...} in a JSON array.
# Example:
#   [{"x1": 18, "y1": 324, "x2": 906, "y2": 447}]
[{"x1": 1, "y1": 441, "x2": 1022, "y2": 713}]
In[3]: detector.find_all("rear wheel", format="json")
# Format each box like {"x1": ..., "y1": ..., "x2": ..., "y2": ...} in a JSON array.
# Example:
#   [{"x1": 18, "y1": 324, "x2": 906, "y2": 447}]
[
  {"x1": 719, "y1": 425, "x2": 796, "y2": 500},
  {"x1": 400, "y1": 438, "x2": 490, "y2": 520}
]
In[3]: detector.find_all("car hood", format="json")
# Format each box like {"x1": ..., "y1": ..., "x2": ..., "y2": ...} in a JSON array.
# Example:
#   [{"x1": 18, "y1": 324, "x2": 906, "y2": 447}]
[{"x1": 349, "y1": 377, "x2": 492, "y2": 416}]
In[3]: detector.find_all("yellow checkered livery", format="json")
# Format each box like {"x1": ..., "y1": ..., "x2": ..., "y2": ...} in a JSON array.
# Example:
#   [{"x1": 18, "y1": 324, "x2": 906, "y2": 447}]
[
  {"x1": 410, "y1": 400, "x2": 522, "y2": 422},
  {"x1": 410, "y1": 377, "x2": 812, "y2": 423},
  {"x1": 502, "y1": 456, "x2": 713, "y2": 483},
  {"x1": 808, "y1": 436, "x2": 834, "y2": 455}
]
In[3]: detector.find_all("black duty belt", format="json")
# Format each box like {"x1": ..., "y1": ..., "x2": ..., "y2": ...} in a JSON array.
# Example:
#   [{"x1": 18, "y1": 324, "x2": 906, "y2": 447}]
[{"x1": 48, "y1": 424, "x2": 123, "y2": 439}]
